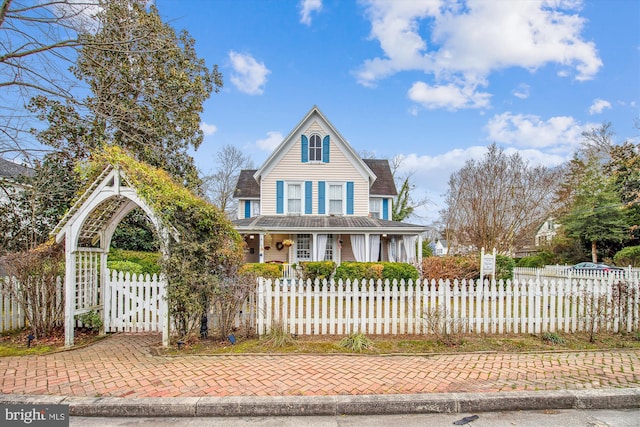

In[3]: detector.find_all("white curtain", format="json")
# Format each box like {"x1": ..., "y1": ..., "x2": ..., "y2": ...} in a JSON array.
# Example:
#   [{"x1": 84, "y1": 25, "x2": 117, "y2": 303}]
[
  {"x1": 350, "y1": 235, "x2": 366, "y2": 262},
  {"x1": 388, "y1": 238, "x2": 396, "y2": 262},
  {"x1": 369, "y1": 234, "x2": 380, "y2": 262},
  {"x1": 315, "y1": 234, "x2": 328, "y2": 261},
  {"x1": 403, "y1": 235, "x2": 418, "y2": 264}
]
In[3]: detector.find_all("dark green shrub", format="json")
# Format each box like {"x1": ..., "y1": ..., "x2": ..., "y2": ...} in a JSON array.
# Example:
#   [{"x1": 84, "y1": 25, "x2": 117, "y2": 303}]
[
  {"x1": 614, "y1": 245, "x2": 640, "y2": 267},
  {"x1": 380, "y1": 262, "x2": 419, "y2": 282},
  {"x1": 334, "y1": 262, "x2": 418, "y2": 282},
  {"x1": 240, "y1": 263, "x2": 282, "y2": 280},
  {"x1": 300, "y1": 261, "x2": 336, "y2": 281},
  {"x1": 495, "y1": 255, "x2": 515, "y2": 280},
  {"x1": 516, "y1": 250, "x2": 554, "y2": 268}
]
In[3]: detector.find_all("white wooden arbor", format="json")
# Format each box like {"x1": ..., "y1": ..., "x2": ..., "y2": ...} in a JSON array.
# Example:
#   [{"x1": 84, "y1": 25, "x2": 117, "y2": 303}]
[{"x1": 53, "y1": 166, "x2": 171, "y2": 347}]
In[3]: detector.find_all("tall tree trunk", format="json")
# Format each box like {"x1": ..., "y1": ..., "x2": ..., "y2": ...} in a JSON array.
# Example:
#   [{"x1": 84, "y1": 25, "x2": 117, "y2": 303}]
[{"x1": 591, "y1": 240, "x2": 598, "y2": 263}]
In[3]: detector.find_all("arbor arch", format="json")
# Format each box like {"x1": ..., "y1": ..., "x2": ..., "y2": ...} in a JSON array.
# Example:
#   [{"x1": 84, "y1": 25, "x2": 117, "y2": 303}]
[{"x1": 54, "y1": 165, "x2": 172, "y2": 347}]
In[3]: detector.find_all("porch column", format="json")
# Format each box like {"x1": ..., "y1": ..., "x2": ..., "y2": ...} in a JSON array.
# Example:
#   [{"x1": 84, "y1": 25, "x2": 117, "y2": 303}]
[
  {"x1": 417, "y1": 234, "x2": 423, "y2": 271},
  {"x1": 312, "y1": 233, "x2": 318, "y2": 261},
  {"x1": 259, "y1": 233, "x2": 265, "y2": 263},
  {"x1": 364, "y1": 233, "x2": 370, "y2": 262}
]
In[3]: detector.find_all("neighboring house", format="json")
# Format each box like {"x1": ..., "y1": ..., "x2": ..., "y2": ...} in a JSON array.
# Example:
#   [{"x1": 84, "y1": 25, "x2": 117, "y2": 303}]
[
  {"x1": 232, "y1": 106, "x2": 427, "y2": 266},
  {"x1": 430, "y1": 239, "x2": 448, "y2": 257},
  {"x1": 0, "y1": 157, "x2": 34, "y2": 204},
  {"x1": 535, "y1": 217, "x2": 560, "y2": 247}
]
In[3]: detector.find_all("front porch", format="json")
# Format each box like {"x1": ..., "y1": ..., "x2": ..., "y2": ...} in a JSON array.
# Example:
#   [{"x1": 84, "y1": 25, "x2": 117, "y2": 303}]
[{"x1": 233, "y1": 215, "x2": 427, "y2": 267}]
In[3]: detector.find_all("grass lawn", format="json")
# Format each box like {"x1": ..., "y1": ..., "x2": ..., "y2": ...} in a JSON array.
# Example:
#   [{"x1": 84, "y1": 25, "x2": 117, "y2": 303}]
[
  {"x1": 0, "y1": 328, "x2": 105, "y2": 357},
  {"x1": 158, "y1": 330, "x2": 640, "y2": 356},
  {"x1": 3, "y1": 327, "x2": 639, "y2": 357}
]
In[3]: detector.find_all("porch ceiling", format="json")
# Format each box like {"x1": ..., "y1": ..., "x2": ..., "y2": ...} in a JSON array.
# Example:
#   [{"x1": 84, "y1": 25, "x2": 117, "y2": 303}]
[{"x1": 232, "y1": 215, "x2": 427, "y2": 234}]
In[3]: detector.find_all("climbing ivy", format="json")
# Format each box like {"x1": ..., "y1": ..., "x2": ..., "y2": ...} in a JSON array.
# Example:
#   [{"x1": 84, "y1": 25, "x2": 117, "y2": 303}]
[{"x1": 86, "y1": 146, "x2": 244, "y2": 338}]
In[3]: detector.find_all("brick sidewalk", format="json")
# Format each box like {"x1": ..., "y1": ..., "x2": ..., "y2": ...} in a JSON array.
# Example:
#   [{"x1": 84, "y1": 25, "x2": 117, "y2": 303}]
[{"x1": 1, "y1": 333, "x2": 639, "y2": 398}]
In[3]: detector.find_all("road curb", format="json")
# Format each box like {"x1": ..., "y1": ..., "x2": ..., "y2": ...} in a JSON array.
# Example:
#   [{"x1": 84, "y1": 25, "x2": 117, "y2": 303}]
[{"x1": 2, "y1": 388, "x2": 639, "y2": 417}]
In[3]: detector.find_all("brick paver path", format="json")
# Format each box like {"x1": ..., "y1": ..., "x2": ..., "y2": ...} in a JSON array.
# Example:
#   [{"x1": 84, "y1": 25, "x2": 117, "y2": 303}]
[{"x1": 1, "y1": 333, "x2": 639, "y2": 398}]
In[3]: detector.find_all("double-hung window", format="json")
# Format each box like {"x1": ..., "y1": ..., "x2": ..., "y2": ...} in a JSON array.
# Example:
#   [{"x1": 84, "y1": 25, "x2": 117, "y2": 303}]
[
  {"x1": 287, "y1": 183, "x2": 301, "y2": 214},
  {"x1": 252, "y1": 201, "x2": 260, "y2": 217},
  {"x1": 329, "y1": 183, "x2": 344, "y2": 214},
  {"x1": 309, "y1": 134, "x2": 322, "y2": 162},
  {"x1": 370, "y1": 198, "x2": 381, "y2": 218}
]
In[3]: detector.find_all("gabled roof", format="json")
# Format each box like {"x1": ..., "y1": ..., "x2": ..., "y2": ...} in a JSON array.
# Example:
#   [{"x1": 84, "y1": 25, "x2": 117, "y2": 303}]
[
  {"x1": 363, "y1": 159, "x2": 397, "y2": 196},
  {"x1": 253, "y1": 106, "x2": 376, "y2": 185},
  {"x1": 0, "y1": 157, "x2": 34, "y2": 180},
  {"x1": 233, "y1": 169, "x2": 260, "y2": 198}
]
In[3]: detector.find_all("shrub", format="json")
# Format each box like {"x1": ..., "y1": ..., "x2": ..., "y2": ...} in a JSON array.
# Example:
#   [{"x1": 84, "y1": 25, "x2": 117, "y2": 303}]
[
  {"x1": 262, "y1": 322, "x2": 296, "y2": 348},
  {"x1": 339, "y1": 333, "x2": 373, "y2": 352},
  {"x1": 0, "y1": 242, "x2": 64, "y2": 338},
  {"x1": 299, "y1": 261, "x2": 336, "y2": 281},
  {"x1": 106, "y1": 260, "x2": 143, "y2": 275},
  {"x1": 495, "y1": 254, "x2": 515, "y2": 281},
  {"x1": 108, "y1": 249, "x2": 161, "y2": 275},
  {"x1": 516, "y1": 250, "x2": 554, "y2": 268},
  {"x1": 614, "y1": 245, "x2": 640, "y2": 267},
  {"x1": 422, "y1": 255, "x2": 479, "y2": 280},
  {"x1": 334, "y1": 262, "x2": 418, "y2": 282},
  {"x1": 380, "y1": 262, "x2": 419, "y2": 282},
  {"x1": 239, "y1": 263, "x2": 282, "y2": 280}
]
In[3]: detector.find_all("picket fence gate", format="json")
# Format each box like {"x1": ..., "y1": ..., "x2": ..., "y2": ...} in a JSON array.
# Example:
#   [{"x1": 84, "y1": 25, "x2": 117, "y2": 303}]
[
  {"x1": 103, "y1": 270, "x2": 166, "y2": 332},
  {"x1": 255, "y1": 277, "x2": 640, "y2": 336}
]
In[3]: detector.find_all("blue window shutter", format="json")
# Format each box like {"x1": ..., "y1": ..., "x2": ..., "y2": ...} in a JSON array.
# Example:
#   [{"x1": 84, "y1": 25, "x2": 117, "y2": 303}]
[
  {"x1": 317, "y1": 181, "x2": 325, "y2": 214},
  {"x1": 305, "y1": 181, "x2": 312, "y2": 214},
  {"x1": 301, "y1": 135, "x2": 308, "y2": 163},
  {"x1": 322, "y1": 135, "x2": 330, "y2": 163},
  {"x1": 382, "y1": 198, "x2": 389, "y2": 220},
  {"x1": 346, "y1": 182, "x2": 354, "y2": 215},
  {"x1": 276, "y1": 181, "x2": 284, "y2": 214},
  {"x1": 245, "y1": 201, "x2": 251, "y2": 219}
]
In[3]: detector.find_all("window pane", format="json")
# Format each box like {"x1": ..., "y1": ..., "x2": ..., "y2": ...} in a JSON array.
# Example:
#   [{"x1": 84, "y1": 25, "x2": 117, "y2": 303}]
[
  {"x1": 370, "y1": 198, "x2": 381, "y2": 218},
  {"x1": 329, "y1": 184, "x2": 343, "y2": 214},
  {"x1": 310, "y1": 135, "x2": 322, "y2": 161},
  {"x1": 288, "y1": 184, "x2": 301, "y2": 213},
  {"x1": 297, "y1": 234, "x2": 311, "y2": 260},
  {"x1": 252, "y1": 201, "x2": 260, "y2": 216}
]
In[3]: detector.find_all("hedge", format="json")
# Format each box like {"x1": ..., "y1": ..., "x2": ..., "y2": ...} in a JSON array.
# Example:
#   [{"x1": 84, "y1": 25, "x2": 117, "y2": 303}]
[
  {"x1": 614, "y1": 246, "x2": 640, "y2": 267},
  {"x1": 240, "y1": 263, "x2": 282, "y2": 280},
  {"x1": 334, "y1": 262, "x2": 418, "y2": 282}
]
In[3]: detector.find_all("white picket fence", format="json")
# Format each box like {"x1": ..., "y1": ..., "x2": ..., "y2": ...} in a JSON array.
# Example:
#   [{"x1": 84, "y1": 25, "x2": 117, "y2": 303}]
[
  {"x1": 255, "y1": 278, "x2": 640, "y2": 336},
  {"x1": 5, "y1": 273, "x2": 640, "y2": 338},
  {"x1": 0, "y1": 276, "x2": 26, "y2": 331},
  {"x1": 513, "y1": 266, "x2": 640, "y2": 282}
]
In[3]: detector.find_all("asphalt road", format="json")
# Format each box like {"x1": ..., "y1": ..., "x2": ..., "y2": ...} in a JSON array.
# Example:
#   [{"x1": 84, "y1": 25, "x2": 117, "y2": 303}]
[{"x1": 71, "y1": 408, "x2": 640, "y2": 427}]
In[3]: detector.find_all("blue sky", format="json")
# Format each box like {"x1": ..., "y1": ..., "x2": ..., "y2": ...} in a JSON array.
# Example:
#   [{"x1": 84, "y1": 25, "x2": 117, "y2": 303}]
[{"x1": 158, "y1": 0, "x2": 639, "y2": 224}]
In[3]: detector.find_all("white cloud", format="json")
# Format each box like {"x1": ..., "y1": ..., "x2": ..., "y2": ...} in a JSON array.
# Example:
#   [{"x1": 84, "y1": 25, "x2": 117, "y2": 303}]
[
  {"x1": 512, "y1": 83, "x2": 530, "y2": 100},
  {"x1": 484, "y1": 112, "x2": 596, "y2": 153},
  {"x1": 299, "y1": 0, "x2": 322, "y2": 26},
  {"x1": 356, "y1": 0, "x2": 602, "y2": 110},
  {"x1": 256, "y1": 131, "x2": 283, "y2": 151},
  {"x1": 588, "y1": 98, "x2": 612, "y2": 115},
  {"x1": 228, "y1": 51, "x2": 271, "y2": 95},
  {"x1": 200, "y1": 122, "x2": 217, "y2": 136},
  {"x1": 408, "y1": 81, "x2": 491, "y2": 110}
]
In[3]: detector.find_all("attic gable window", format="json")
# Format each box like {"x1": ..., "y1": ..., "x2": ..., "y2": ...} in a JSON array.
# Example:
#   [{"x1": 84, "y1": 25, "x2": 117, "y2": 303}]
[
  {"x1": 301, "y1": 134, "x2": 330, "y2": 163},
  {"x1": 309, "y1": 134, "x2": 322, "y2": 161}
]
